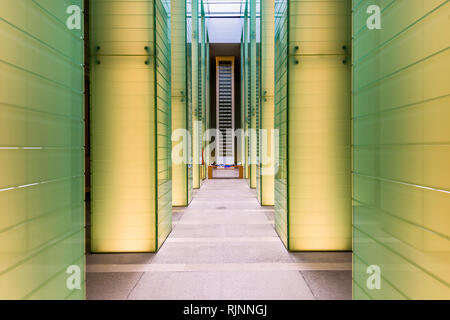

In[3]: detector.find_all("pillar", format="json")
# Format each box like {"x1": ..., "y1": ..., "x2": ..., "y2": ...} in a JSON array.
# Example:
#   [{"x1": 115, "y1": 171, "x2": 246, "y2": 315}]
[
  {"x1": 90, "y1": 0, "x2": 172, "y2": 252},
  {"x1": 274, "y1": 0, "x2": 352, "y2": 250}
]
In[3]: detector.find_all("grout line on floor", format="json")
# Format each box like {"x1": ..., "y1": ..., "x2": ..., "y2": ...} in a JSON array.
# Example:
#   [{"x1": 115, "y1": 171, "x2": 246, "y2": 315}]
[
  {"x1": 165, "y1": 237, "x2": 280, "y2": 243},
  {"x1": 125, "y1": 272, "x2": 145, "y2": 300},
  {"x1": 87, "y1": 262, "x2": 352, "y2": 273},
  {"x1": 173, "y1": 221, "x2": 275, "y2": 225}
]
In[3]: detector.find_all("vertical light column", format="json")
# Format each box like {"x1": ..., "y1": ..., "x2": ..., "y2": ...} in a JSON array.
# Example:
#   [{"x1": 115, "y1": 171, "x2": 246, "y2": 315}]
[
  {"x1": 239, "y1": 33, "x2": 246, "y2": 167},
  {"x1": 275, "y1": 0, "x2": 352, "y2": 251},
  {"x1": 260, "y1": 0, "x2": 275, "y2": 205},
  {"x1": 205, "y1": 33, "x2": 210, "y2": 169},
  {"x1": 172, "y1": 0, "x2": 189, "y2": 206},
  {"x1": 192, "y1": 0, "x2": 200, "y2": 188},
  {"x1": 186, "y1": 1, "x2": 194, "y2": 202},
  {"x1": 200, "y1": 4, "x2": 207, "y2": 180},
  {"x1": 90, "y1": 0, "x2": 172, "y2": 252},
  {"x1": 289, "y1": 0, "x2": 351, "y2": 250},
  {"x1": 250, "y1": 0, "x2": 258, "y2": 189},
  {"x1": 274, "y1": 0, "x2": 289, "y2": 247},
  {"x1": 255, "y1": 0, "x2": 261, "y2": 199},
  {"x1": 154, "y1": 0, "x2": 173, "y2": 250},
  {"x1": 0, "y1": 0, "x2": 85, "y2": 299},
  {"x1": 243, "y1": 3, "x2": 250, "y2": 178},
  {"x1": 353, "y1": 0, "x2": 450, "y2": 299}
]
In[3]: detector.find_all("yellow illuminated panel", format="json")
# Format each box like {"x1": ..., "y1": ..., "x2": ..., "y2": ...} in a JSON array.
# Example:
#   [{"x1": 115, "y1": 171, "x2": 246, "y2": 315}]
[
  {"x1": 249, "y1": 0, "x2": 257, "y2": 189},
  {"x1": 260, "y1": 0, "x2": 275, "y2": 206},
  {"x1": 90, "y1": 0, "x2": 172, "y2": 253},
  {"x1": 287, "y1": 0, "x2": 352, "y2": 250},
  {"x1": 192, "y1": 0, "x2": 200, "y2": 189},
  {"x1": 172, "y1": 0, "x2": 188, "y2": 206}
]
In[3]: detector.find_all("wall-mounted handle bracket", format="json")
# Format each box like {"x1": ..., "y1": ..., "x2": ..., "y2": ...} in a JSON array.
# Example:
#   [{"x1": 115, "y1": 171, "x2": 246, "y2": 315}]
[
  {"x1": 95, "y1": 46, "x2": 101, "y2": 64},
  {"x1": 145, "y1": 46, "x2": 151, "y2": 65}
]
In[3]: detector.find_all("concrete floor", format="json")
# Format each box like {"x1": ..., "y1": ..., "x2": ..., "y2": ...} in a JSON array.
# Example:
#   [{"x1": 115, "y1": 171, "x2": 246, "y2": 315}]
[{"x1": 87, "y1": 179, "x2": 352, "y2": 300}]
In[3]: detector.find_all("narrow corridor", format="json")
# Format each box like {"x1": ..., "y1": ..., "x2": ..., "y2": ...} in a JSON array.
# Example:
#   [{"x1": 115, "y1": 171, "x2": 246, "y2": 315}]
[{"x1": 87, "y1": 180, "x2": 351, "y2": 300}]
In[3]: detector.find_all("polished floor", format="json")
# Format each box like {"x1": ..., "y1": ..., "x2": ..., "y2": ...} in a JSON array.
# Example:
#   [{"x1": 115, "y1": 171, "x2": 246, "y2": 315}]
[{"x1": 87, "y1": 179, "x2": 352, "y2": 300}]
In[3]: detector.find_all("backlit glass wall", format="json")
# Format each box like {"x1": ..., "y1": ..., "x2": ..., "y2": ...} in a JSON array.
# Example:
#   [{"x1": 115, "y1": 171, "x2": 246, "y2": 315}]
[
  {"x1": 240, "y1": 33, "x2": 246, "y2": 167},
  {"x1": 275, "y1": 0, "x2": 352, "y2": 251},
  {"x1": 187, "y1": 0, "x2": 194, "y2": 202},
  {"x1": 259, "y1": 0, "x2": 275, "y2": 206},
  {"x1": 198, "y1": 2, "x2": 205, "y2": 181},
  {"x1": 202, "y1": 4, "x2": 208, "y2": 180},
  {"x1": 192, "y1": 0, "x2": 200, "y2": 188},
  {"x1": 155, "y1": 0, "x2": 172, "y2": 250},
  {"x1": 90, "y1": 0, "x2": 171, "y2": 253},
  {"x1": 205, "y1": 34, "x2": 211, "y2": 168},
  {"x1": 0, "y1": 0, "x2": 85, "y2": 299},
  {"x1": 249, "y1": 0, "x2": 258, "y2": 189},
  {"x1": 352, "y1": 0, "x2": 450, "y2": 299},
  {"x1": 255, "y1": 1, "x2": 262, "y2": 199},
  {"x1": 245, "y1": 1, "x2": 251, "y2": 180},
  {"x1": 274, "y1": 0, "x2": 289, "y2": 247},
  {"x1": 172, "y1": 0, "x2": 189, "y2": 206},
  {"x1": 242, "y1": 3, "x2": 250, "y2": 178}
]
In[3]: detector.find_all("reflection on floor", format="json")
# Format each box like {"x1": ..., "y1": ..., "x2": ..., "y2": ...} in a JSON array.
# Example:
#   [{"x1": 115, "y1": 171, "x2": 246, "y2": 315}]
[{"x1": 87, "y1": 179, "x2": 352, "y2": 300}]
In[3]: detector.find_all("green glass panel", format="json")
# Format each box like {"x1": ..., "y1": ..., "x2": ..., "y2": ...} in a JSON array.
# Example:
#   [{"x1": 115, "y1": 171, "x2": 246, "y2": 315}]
[
  {"x1": 0, "y1": 0, "x2": 84, "y2": 299},
  {"x1": 186, "y1": 0, "x2": 193, "y2": 203},
  {"x1": 240, "y1": 32, "x2": 246, "y2": 167},
  {"x1": 90, "y1": 0, "x2": 172, "y2": 253},
  {"x1": 274, "y1": 0, "x2": 289, "y2": 248},
  {"x1": 200, "y1": 3, "x2": 207, "y2": 180},
  {"x1": 191, "y1": 0, "x2": 200, "y2": 188},
  {"x1": 275, "y1": 0, "x2": 352, "y2": 251},
  {"x1": 256, "y1": 1, "x2": 262, "y2": 200},
  {"x1": 205, "y1": 33, "x2": 211, "y2": 167},
  {"x1": 288, "y1": 0, "x2": 352, "y2": 251},
  {"x1": 171, "y1": 0, "x2": 189, "y2": 206},
  {"x1": 250, "y1": 0, "x2": 257, "y2": 189},
  {"x1": 242, "y1": 4, "x2": 247, "y2": 176},
  {"x1": 260, "y1": 0, "x2": 275, "y2": 206},
  {"x1": 155, "y1": 0, "x2": 172, "y2": 249},
  {"x1": 352, "y1": 0, "x2": 450, "y2": 299},
  {"x1": 244, "y1": 1, "x2": 251, "y2": 179}
]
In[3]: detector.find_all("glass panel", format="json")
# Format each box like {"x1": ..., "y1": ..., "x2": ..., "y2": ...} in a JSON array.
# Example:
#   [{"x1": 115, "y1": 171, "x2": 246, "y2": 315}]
[
  {"x1": 192, "y1": 0, "x2": 201, "y2": 188},
  {"x1": 0, "y1": 0, "x2": 84, "y2": 299},
  {"x1": 155, "y1": 0, "x2": 172, "y2": 249},
  {"x1": 249, "y1": 0, "x2": 257, "y2": 189},
  {"x1": 352, "y1": 0, "x2": 450, "y2": 299},
  {"x1": 205, "y1": 33, "x2": 211, "y2": 167},
  {"x1": 274, "y1": 0, "x2": 288, "y2": 248},
  {"x1": 244, "y1": 1, "x2": 250, "y2": 179},
  {"x1": 200, "y1": 2, "x2": 207, "y2": 180},
  {"x1": 239, "y1": 28, "x2": 246, "y2": 167},
  {"x1": 171, "y1": 0, "x2": 188, "y2": 206},
  {"x1": 186, "y1": 0, "x2": 194, "y2": 203},
  {"x1": 260, "y1": 0, "x2": 275, "y2": 206},
  {"x1": 90, "y1": 0, "x2": 172, "y2": 253},
  {"x1": 287, "y1": 0, "x2": 352, "y2": 251}
]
